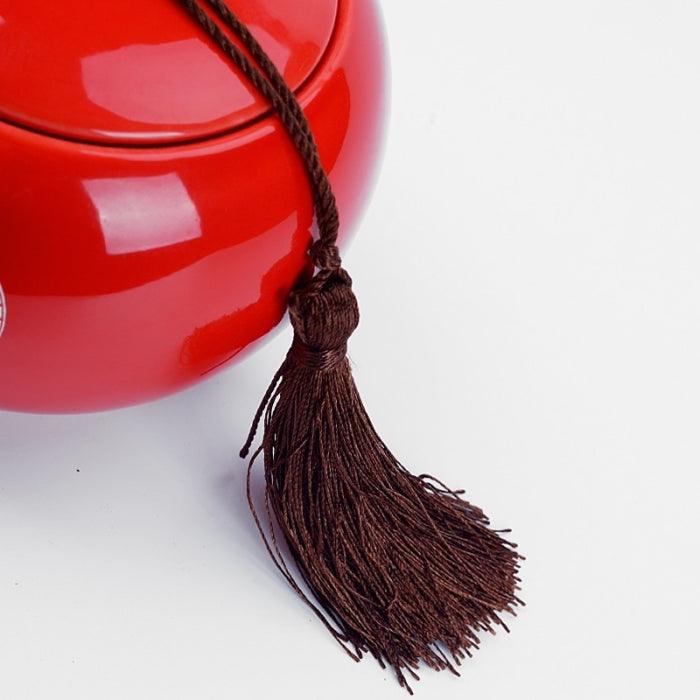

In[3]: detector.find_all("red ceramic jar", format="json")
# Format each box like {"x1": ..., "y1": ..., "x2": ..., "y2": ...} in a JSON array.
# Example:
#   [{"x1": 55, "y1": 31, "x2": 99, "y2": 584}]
[{"x1": 0, "y1": 0, "x2": 386, "y2": 413}]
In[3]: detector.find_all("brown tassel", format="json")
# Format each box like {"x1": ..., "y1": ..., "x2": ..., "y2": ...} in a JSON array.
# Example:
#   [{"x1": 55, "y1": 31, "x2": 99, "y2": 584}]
[
  {"x1": 240, "y1": 268, "x2": 523, "y2": 693},
  {"x1": 181, "y1": 0, "x2": 523, "y2": 693}
]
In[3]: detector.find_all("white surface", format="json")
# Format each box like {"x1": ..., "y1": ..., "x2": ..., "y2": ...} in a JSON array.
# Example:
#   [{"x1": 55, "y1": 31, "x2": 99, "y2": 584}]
[{"x1": 2, "y1": 1, "x2": 700, "y2": 697}]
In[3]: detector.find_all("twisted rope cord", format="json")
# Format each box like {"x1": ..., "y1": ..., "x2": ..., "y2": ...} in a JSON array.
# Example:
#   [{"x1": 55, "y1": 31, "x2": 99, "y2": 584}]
[{"x1": 179, "y1": 0, "x2": 341, "y2": 275}]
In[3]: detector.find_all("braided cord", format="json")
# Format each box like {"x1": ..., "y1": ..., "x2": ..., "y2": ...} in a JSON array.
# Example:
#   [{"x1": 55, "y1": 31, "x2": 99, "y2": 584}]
[{"x1": 179, "y1": 0, "x2": 341, "y2": 274}]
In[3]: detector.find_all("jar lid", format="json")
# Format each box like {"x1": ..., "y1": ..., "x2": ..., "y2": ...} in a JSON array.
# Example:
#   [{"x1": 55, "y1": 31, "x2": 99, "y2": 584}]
[{"x1": 0, "y1": 0, "x2": 337, "y2": 145}]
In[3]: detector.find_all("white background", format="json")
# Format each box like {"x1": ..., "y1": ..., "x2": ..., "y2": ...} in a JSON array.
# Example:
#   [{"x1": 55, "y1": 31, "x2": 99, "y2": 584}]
[{"x1": 2, "y1": 1, "x2": 700, "y2": 697}]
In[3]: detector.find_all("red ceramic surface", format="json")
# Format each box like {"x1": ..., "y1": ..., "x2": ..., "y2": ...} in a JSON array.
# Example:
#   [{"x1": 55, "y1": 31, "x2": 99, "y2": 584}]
[
  {"x1": 0, "y1": 0, "x2": 386, "y2": 413},
  {"x1": 0, "y1": 0, "x2": 338, "y2": 145}
]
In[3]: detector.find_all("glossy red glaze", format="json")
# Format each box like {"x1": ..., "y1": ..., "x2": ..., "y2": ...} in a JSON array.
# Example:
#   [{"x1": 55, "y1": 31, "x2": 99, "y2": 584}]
[
  {"x1": 0, "y1": 0, "x2": 386, "y2": 413},
  {"x1": 0, "y1": 0, "x2": 337, "y2": 145}
]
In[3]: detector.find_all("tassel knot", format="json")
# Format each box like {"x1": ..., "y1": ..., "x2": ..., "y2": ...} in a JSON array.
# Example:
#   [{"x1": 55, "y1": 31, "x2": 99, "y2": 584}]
[
  {"x1": 290, "y1": 338, "x2": 348, "y2": 372},
  {"x1": 288, "y1": 268, "x2": 359, "y2": 351},
  {"x1": 309, "y1": 240, "x2": 342, "y2": 270}
]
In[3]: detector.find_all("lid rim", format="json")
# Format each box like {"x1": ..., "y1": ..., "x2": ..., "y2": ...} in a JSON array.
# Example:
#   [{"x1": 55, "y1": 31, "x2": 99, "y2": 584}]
[{"x1": 0, "y1": 0, "x2": 339, "y2": 147}]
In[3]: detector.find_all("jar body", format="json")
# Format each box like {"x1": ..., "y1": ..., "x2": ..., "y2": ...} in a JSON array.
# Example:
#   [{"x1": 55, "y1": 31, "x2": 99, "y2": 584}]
[{"x1": 0, "y1": 0, "x2": 386, "y2": 413}]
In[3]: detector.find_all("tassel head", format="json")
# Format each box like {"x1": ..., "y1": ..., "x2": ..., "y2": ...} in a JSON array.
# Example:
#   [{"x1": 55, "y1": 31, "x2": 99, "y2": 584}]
[{"x1": 288, "y1": 266, "x2": 358, "y2": 365}]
